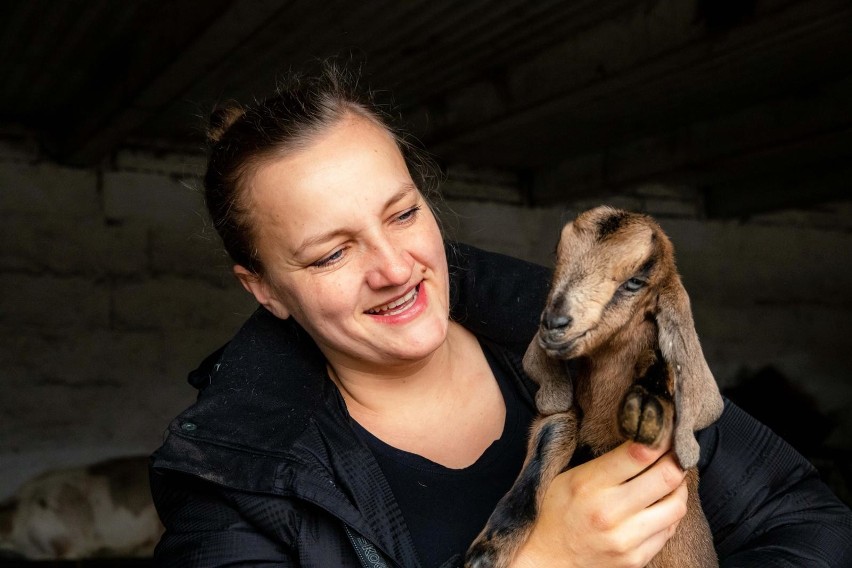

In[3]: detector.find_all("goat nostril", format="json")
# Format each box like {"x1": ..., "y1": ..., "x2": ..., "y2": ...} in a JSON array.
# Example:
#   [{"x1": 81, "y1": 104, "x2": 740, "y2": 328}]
[{"x1": 543, "y1": 313, "x2": 572, "y2": 331}]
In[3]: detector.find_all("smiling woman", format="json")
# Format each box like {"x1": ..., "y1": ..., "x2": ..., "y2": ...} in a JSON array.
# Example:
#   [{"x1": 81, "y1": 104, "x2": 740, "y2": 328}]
[
  {"x1": 151, "y1": 63, "x2": 533, "y2": 566},
  {"x1": 148, "y1": 62, "x2": 852, "y2": 568},
  {"x1": 234, "y1": 116, "x2": 451, "y2": 371}
]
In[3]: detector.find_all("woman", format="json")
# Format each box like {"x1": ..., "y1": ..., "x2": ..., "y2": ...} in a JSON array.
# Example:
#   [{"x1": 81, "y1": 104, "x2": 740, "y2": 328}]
[{"x1": 150, "y1": 65, "x2": 852, "y2": 567}]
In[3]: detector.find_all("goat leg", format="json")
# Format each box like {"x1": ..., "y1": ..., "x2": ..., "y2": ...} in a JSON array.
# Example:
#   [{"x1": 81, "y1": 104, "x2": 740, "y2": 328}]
[
  {"x1": 465, "y1": 409, "x2": 578, "y2": 568},
  {"x1": 647, "y1": 469, "x2": 718, "y2": 568},
  {"x1": 619, "y1": 353, "x2": 674, "y2": 448}
]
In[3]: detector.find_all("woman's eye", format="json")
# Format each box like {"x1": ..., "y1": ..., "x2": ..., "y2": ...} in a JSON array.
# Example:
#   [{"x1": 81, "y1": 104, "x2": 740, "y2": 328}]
[
  {"x1": 396, "y1": 206, "x2": 421, "y2": 223},
  {"x1": 312, "y1": 249, "x2": 344, "y2": 268},
  {"x1": 623, "y1": 277, "x2": 645, "y2": 292}
]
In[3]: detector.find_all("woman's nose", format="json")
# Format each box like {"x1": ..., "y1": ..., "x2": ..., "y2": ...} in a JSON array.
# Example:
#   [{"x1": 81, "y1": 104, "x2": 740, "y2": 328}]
[{"x1": 365, "y1": 237, "x2": 412, "y2": 289}]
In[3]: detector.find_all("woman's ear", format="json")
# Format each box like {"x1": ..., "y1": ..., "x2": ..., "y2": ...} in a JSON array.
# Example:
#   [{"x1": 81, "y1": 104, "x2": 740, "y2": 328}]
[{"x1": 233, "y1": 265, "x2": 291, "y2": 320}]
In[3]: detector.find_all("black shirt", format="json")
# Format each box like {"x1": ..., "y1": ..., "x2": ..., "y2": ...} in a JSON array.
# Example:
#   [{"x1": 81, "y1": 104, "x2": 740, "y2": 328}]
[{"x1": 353, "y1": 341, "x2": 537, "y2": 568}]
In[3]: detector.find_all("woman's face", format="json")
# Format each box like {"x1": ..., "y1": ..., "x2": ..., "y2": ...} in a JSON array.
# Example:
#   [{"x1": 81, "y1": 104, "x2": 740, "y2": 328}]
[{"x1": 236, "y1": 114, "x2": 450, "y2": 373}]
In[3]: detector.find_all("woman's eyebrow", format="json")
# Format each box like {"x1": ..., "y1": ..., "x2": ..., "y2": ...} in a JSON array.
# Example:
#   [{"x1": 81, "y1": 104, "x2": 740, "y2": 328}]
[
  {"x1": 381, "y1": 183, "x2": 418, "y2": 212},
  {"x1": 295, "y1": 184, "x2": 419, "y2": 253},
  {"x1": 296, "y1": 228, "x2": 349, "y2": 254}
]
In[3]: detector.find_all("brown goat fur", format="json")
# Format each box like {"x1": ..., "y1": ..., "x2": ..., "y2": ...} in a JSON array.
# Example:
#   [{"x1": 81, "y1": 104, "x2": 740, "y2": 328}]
[{"x1": 466, "y1": 206, "x2": 723, "y2": 568}]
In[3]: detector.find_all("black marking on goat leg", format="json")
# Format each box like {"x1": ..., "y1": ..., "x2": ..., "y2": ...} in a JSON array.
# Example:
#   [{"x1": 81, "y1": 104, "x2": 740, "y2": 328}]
[
  {"x1": 596, "y1": 211, "x2": 628, "y2": 240},
  {"x1": 465, "y1": 421, "x2": 558, "y2": 567},
  {"x1": 465, "y1": 418, "x2": 573, "y2": 568},
  {"x1": 490, "y1": 420, "x2": 556, "y2": 531}
]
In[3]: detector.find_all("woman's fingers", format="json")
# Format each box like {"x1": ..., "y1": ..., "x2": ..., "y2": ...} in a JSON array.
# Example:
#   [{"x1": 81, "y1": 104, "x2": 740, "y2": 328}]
[
  {"x1": 626, "y1": 480, "x2": 688, "y2": 542},
  {"x1": 605, "y1": 451, "x2": 686, "y2": 521},
  {"x1": 621, "y1": 481, "x2": 688, "y2": 564},
  {"x1": 583, "y1": 480, "x2": 688, "y2": 568},
  {"x1": 551, "y1": 440, "x2": 685, "y2": 529},
  {"x1": 583, "y1": 438, "x2": 673, "y2": 488}
]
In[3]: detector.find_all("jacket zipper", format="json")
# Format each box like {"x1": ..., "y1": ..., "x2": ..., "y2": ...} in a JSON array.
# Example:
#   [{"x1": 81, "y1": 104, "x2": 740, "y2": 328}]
[{"x1": 344, "y1": 523, "x2": 393, "y2": 568}]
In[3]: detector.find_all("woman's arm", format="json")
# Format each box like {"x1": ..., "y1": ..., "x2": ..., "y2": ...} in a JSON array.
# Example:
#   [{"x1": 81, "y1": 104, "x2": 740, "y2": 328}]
[
  {"x1": 150, "y1": 469, "x2": 297, "y2": 567},
  {"x1": 697, "y1": 399, "x2": 852, "y2": 567}
]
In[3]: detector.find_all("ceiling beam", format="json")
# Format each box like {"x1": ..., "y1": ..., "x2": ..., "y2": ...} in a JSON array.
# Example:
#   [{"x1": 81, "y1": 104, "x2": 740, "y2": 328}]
[
  {"x1": 530, "y1": 73, "x2": 852, "y2": 207},
  {"x1": 703, "y1": 156, "x2": 852, "y2": 219},
  {"x1": 414, "y1": 0, "x2": 852, "y2": 169},
  {"x1": 45, "y1": 0, "x2": 289, "y2": 166}
]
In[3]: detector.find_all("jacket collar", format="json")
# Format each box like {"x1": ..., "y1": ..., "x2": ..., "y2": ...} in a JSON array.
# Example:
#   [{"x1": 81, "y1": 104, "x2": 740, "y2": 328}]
[
  {"x1": 152, "y1": 307, "x2": 341, "y2": 485},
  {"x1": 151, "y1": 307, "x2": 423, "y2": 566}
]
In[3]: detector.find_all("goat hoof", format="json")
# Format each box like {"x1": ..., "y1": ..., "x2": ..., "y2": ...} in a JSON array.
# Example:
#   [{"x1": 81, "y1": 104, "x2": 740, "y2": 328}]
[{"x1": 619, "y1": 386, "x2": 668, "y2": 445}]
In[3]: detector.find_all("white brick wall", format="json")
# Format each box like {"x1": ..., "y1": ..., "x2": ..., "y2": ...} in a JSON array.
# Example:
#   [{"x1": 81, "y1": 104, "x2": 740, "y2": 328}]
[
  {"x1": 1, "y1": 138, "x2": 850, "y2": 499},
  {"x1": 0, "y1": 142, "x2": 256, "y2": 499}
]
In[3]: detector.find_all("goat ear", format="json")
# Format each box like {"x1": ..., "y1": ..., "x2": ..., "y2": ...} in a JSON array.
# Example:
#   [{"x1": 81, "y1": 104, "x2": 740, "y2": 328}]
[
  {"x1": 523, "y1": 333, "x2": 574, "y2": 415},
  {"x1": 656, "y1": 276, "x2": 724, "y2": 469}
]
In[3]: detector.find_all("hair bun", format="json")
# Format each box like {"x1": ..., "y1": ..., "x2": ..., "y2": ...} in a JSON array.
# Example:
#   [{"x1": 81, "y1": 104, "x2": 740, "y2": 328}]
[{"x1": 207, "y1": 103, "x2": 246, "y2": 144}]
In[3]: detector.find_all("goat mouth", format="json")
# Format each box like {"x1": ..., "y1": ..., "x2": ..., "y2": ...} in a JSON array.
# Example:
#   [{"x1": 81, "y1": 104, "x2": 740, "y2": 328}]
[{"x1": 539, "y1": 330, "x2": 588, "y2": 358}]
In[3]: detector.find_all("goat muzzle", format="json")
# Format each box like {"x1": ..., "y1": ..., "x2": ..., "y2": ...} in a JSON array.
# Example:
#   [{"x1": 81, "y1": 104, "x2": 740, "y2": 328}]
[{"x1": 540, "y1": 309, "x2": 572, "y2": 332}]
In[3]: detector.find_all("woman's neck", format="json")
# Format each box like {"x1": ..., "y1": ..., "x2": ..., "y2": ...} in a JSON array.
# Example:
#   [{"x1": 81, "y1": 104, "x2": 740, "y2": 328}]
[
  {"x1": 328, "y1": 321, "x2": 467, "y2": 418},
  {"x1": 328, "y1": 322, "x2": 506, "y2": 468}
]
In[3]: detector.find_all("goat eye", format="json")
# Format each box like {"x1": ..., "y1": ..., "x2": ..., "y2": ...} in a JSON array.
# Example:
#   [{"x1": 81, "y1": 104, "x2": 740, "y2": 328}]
[{"x1": 623, "y1": 277, "x2": 646, "y2": 292}]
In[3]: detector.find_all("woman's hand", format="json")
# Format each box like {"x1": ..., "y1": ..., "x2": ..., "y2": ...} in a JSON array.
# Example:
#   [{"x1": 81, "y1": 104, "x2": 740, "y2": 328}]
[{"x1": 511, "y1": 440, "x2": 688, "y2": 568}]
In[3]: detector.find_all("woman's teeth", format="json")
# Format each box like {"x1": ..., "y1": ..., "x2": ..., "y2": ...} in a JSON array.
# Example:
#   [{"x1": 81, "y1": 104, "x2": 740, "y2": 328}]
[{"x1": 367, "y1": 286, "x2": 418, "y2": 315}]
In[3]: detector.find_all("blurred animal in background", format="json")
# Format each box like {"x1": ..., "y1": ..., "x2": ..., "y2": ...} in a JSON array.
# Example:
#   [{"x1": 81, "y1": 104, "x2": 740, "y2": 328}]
[
  {"x1": 467, "y1": 206, "x2": 723, "y2": 568},
  {"x1": 0, "y1": 455, "x2": 162, "y2": 560}
]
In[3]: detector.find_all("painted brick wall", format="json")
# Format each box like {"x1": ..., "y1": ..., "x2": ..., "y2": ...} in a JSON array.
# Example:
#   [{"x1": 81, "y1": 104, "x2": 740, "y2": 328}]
[
  {"x1": 0, "y1": 141, "x2": 256, "y2": 499},
  {"x1": 2, "y1": 138, "x2": 850, "y2": 501}
]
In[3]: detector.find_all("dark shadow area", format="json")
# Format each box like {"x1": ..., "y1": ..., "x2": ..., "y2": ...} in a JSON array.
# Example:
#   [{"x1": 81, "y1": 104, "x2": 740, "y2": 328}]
[
  {"x1": 0, "y1": 561, "x2": 152, "y2": 567},
  {"x1": 724, "y1": 365, "x2": 851, "y2": 506}
]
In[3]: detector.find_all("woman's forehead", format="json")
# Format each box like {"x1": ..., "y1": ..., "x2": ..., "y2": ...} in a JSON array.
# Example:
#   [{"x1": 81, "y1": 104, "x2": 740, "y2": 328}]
[
  {"x1": 253, "y1": 116, "x2": 405, "y2": 193},
  {"x1": 245, "y1": 116, "x2": 416, "y2": 245}
]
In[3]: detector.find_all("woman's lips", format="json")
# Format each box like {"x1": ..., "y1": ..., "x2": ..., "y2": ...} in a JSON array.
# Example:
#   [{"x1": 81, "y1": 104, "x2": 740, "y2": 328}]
[{"x1": 366, "y1": 284, "x2": 420, "y2": 316}]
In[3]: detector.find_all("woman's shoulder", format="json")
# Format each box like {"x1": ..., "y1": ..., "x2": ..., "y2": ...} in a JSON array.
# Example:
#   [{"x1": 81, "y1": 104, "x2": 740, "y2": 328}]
[
  {"x1": 448, "y1": 241, "x2": 551, "y2": 354},
  {"x1": 697, "y1": 399, "x2": 852, "y2": 562},
  {"x1": 150, "y1": 308, "x2": 339, "y2": 487}
]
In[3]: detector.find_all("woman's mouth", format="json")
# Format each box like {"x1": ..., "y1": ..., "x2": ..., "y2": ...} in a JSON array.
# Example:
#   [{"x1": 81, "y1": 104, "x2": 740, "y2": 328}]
[{"x1": 366, "y1": 284, "x2": 420, "y2": 316}]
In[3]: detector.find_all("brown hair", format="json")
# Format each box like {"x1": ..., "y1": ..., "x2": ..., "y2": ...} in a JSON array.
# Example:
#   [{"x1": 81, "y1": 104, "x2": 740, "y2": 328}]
[{"x1": 203, "y1": 62, "x2": 440, "y2": 275}]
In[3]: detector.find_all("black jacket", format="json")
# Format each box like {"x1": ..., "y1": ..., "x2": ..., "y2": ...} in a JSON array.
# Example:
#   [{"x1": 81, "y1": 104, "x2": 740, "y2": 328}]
[{"x1": 150, "y1": 243, "x2": 852, "y2": 567}]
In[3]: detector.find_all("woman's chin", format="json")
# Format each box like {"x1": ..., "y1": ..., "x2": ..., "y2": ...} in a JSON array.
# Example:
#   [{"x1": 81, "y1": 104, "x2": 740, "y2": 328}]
[{"x1": 378, "y1": 319, "x2": 449, "y2": 362}]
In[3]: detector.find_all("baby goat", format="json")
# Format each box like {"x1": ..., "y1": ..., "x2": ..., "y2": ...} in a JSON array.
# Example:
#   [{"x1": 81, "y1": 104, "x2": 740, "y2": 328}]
[{"x1": 467, "y1": 206, "x2": 723, "y2": 568}]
